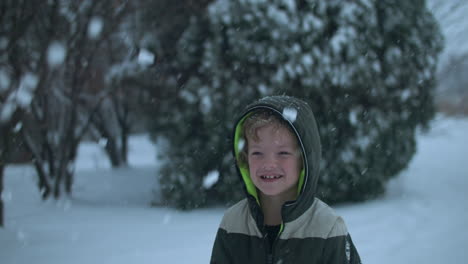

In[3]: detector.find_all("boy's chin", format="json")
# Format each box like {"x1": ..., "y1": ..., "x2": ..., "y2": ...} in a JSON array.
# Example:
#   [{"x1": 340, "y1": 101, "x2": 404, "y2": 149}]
[{"x1": 258, "y1": 188, "x2": 297, "y2": 200}]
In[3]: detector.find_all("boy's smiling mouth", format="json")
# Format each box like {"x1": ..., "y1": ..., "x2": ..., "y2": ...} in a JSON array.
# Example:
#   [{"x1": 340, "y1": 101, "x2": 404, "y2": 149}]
[{"x1": 260, "y1": 174, "x2": 283, "y2": 181}]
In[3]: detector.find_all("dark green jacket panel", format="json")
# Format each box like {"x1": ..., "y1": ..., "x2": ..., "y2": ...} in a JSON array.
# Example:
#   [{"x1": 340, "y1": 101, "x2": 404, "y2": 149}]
[
  {"x1": 211, "y1": 229, "x2": 266, "y2": 264},
  {"x1": 211, "y1": 228, "x2": 361, "y2": 264},
  {"x1": 321, "y1": 234, "x2": 362, "y2": 264},
  {"x1": 275, "y1": 235, "x2": 358, "y2": 263}
]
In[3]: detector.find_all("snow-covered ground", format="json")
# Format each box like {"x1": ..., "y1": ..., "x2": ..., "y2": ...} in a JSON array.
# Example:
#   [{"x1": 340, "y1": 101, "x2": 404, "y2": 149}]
[{"x1": 1, "y1": 115, "x2": 468, "y2": 263}]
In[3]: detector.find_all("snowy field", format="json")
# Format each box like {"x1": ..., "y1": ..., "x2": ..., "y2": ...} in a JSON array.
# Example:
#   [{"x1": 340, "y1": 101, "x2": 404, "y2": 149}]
[{"x1": 1, "y1": 115, "x2": 468, "y2": 263}]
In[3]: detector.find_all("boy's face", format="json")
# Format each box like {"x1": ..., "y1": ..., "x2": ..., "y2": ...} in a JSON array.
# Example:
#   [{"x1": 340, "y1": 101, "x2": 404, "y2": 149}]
[{"x1": 247, "y1": 123, "x2": 302, "y2": 200}]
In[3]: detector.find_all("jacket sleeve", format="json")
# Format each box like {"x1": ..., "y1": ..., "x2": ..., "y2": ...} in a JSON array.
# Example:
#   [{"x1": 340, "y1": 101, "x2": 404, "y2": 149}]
[
  {"x1": 322, "y1": 218, "x2": 362, "y2": 264},
  {"x1": 210, "y1": 228, "x2": 233, "y2": 264}
]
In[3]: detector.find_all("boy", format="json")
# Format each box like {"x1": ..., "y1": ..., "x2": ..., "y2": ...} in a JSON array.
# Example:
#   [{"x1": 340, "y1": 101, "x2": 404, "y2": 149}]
[{"x1": 210, "y1": 96, "x2": 361, "y2": 263}]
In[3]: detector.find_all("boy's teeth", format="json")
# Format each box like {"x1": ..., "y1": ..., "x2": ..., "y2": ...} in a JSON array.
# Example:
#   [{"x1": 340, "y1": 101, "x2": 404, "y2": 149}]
[{"x1": 262, "y1": 175, "x2": 281, "y2": 179}]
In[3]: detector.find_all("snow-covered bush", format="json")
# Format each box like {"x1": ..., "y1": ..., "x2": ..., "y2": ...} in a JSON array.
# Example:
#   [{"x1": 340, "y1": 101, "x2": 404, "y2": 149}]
[{"x1": 153, "y1": 0, "x2": 443, "y2": 208}]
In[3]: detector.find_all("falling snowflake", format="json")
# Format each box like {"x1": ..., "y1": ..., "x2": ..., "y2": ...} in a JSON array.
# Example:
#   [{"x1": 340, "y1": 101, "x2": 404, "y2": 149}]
[
  {"x1": 162, "y1": 214, "x2": 172, "y2": 225},
  {"x1": 258, "y1": 83, "x2": 268, "y2": 95},
  {"x1": 1, "y1": 190, "x2": 12, "y2": 202},
  {"x1": 16, "y1": 73, "x2": 38, "y2": 107},
  {"x1": 237, "y1": 138, "x2": 245, "y2": 151},
  {"x1": 0, "y1": 69, "x2": 11, "y2": 91},
  {"x1": 88, "y1": 17, "x2": 103, "y2": 39},
  {"x1": 98, "y1": 138, "x2": 108, "y2": 147},
  {"x1": 282, "y1": 107, "x2": 297, "y2": 123},
  {"x1": 16, "y1": 230, "x2": 26, "y2": 242},
  {"x1": 47, "y1": 41, "x2": 66, "y2": 67},
  {"x1": 137, "y1": 49, "x2": 155, "y2": 66},
  {"x1": 202, "y1": 170, "x2": 219, "y2": 189}
]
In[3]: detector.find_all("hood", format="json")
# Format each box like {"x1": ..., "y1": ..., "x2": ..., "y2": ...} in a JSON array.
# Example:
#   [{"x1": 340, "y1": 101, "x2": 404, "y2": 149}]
[{"x1": 233, "y1": 95, "x2": 322, "y2": 223}]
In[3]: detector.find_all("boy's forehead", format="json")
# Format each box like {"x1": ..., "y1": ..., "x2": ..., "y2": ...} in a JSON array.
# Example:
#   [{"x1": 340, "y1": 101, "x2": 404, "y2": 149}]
[{"x1": 247, "y1": 124, "x2": 297, "y2": 144}]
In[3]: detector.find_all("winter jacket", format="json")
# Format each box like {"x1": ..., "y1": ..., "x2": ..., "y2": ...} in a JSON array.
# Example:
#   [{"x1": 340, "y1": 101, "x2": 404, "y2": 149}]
[{"x1": 210, "y1": 96, "x2": 361, "y2": 264}]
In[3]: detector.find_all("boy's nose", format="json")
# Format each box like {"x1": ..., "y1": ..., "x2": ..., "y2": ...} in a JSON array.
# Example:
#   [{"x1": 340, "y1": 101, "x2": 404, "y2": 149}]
[{"x1": 262, "y1": 155, "x2": 278, "y2": 169}]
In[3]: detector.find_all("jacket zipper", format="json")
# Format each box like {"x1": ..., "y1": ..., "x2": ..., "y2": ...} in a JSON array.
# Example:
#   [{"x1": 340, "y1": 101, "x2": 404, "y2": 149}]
[
  {"x1": 263, "y1": 229, "x2": 272, "y2": 264},
  {"x1": 265, "y1": 223, "x2": 283, "y2": 264},
  {"x1": 265, "y1": 234, "x2": 273, "y2": 264}
]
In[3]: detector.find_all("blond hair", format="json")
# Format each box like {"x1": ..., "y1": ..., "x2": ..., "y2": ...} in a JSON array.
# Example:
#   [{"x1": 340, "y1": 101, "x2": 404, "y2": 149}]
[{"x1": 239, "y1": 109, "x2": 297, "y2": 165}]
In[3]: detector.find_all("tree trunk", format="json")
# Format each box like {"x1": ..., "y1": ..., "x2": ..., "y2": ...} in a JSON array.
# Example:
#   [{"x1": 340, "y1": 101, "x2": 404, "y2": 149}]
[
  {"x1": 91, "y1": 109, "x2": 128, "y2": 168},
  {"x1": 0, "y1": 122, "x2": 13, "y2": 228},
  {"x1": 120, "y1": 125, "x2": 129, "y2": 165},
  {"x1": 65, "y1": 170, "x2": 73, "y2": 194},
  {"x1": 105, "y1": 137, "x2": 124, "y2": 167},
  {"x1": 53, "y1": 169, "x2": 62, "y2": 199},
  {"x1": 0, "y1": 163, "x2": 4, "y2": 228}
]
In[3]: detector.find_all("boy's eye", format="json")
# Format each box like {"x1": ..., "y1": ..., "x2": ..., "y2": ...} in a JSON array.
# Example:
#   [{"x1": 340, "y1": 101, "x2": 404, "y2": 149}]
[
  {"x1": 250, "y1": 151, "x2": 262, "y2": 156},
  {"x1": 279, "y1": 151, "x2": 291, "y2": 155}
]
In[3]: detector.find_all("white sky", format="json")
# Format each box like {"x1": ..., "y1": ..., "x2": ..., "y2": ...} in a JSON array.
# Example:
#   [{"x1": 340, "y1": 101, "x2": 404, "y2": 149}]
[{"x1": 427, "y1": 0, "x2": 468, "y2": 69}]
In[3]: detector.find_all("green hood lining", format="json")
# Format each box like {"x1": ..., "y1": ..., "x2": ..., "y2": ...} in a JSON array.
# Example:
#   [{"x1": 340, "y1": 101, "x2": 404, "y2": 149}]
[{"x1": 234, "y1": 111, "x2": 306, "y2": 205}]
